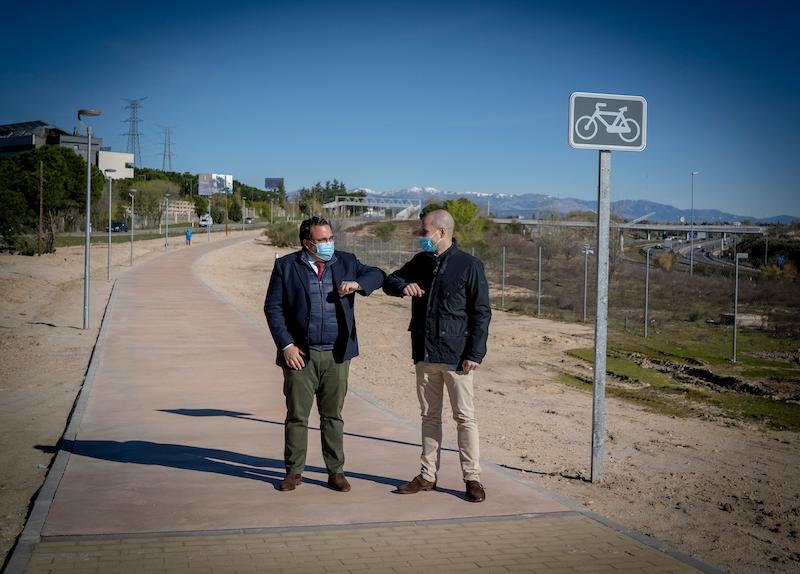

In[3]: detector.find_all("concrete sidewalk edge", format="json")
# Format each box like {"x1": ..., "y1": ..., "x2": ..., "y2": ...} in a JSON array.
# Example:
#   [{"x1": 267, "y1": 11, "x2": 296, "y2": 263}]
[{"x1": 3, "y1": 280, "x2": 120, "y2": 574}]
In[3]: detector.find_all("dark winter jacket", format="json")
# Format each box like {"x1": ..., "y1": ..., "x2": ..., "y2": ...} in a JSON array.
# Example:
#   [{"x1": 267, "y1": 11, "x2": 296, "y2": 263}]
[
  {"x1": 265, "y1": 250, "x2": 385, "y2": 368},
  {"x1": 383, "y1": 242, "x2": 491, "y2": 364}
]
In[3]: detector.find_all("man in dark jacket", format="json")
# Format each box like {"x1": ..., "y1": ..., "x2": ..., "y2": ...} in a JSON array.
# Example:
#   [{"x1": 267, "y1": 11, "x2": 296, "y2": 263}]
[
  {"x1": 265, "y1": 216, "x2": 385, "y2": 493},
  {"x1": 383, "y1": 209, "x2": 491, "y2": 502}
]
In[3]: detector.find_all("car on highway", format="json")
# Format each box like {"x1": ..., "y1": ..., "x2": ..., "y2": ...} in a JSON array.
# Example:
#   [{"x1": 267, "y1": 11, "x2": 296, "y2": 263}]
[
  {"x1": 106, "y1": 221, "x2": 128, "y2": 232},
  {"x1": 244, "y1": 216, "x2": 254, "y2": 224},
  {"x1": 199, "y1": 214, "x2": 213, "y2": 227}
]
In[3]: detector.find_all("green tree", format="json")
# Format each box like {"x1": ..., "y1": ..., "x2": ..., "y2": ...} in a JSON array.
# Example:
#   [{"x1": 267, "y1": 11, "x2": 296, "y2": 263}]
[
  {"x1": 0, "y1": 187, "x2": 28, "y2": 246},
  {"x1": 0, "y1": 146, "x2": 104, "y2": 250},
  {"x1": 375, "y1": 221, "x2": 396, "y2": 241},
  {"x1": 297, "y1": 179, "x2": 362, "y2": 215},
  {"x1": 191, "y1": 195, "x2": 209, "y2": 217},
  {"x1": 421, "y1": 201, "x2": 445, "y2": 217},
  {"x1": 442, "y1": 198, "x2": 485, "y2": 245}
]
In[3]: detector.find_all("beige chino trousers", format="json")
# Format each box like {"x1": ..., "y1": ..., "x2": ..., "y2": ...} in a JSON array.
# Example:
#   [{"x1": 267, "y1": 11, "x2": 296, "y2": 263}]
[{"x1": 415, "y1": 361, "x2": 481, "y2": 483}]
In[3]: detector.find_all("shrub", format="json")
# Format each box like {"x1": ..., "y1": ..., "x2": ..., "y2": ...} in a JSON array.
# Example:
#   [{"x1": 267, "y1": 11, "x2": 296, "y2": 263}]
[
  {"x1": 657, "y1": 251, "x2": 678, "y2": 271},
  {"x1": 374, "y1": 221, "x2": 396, "y2": 241},
  {"x1": 265, "y1": 222, "x2": 299, "y2": 247}
]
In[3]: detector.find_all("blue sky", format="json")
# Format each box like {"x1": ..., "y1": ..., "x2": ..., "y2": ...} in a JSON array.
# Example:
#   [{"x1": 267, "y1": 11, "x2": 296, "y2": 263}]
[{"x1": 1, "y1": 0, "x2": 797, "y2": 217}]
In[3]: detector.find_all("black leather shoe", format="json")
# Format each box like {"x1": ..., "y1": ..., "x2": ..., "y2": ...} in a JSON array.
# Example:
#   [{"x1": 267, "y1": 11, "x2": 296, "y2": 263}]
[
  {"x1": 328, "y1": 472, "x2": 351, "y2": 492},
  {"x1": 397, "y1": 474, "x2": 436, "y2": 494},
  {"x1": 279, "y1": 474, "x2": 302, "y2": 491},
  {"x1": 466, "y1": 480, "x2": 485, "y2": 502}
]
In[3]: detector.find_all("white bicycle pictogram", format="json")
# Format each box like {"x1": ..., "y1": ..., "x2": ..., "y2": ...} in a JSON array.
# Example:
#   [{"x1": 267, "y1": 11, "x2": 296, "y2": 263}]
[{"x1": 575, "y1": 103, "x2": 641, "y2": 143}]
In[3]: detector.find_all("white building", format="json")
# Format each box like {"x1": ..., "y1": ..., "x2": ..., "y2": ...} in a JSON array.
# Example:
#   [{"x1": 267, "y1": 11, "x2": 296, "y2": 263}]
[{"x1": 98, "y1": 150, "x2": 134, "y2": 179}]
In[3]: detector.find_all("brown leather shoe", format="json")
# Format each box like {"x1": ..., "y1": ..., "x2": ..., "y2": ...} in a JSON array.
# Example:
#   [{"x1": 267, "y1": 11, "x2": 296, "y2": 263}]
[
  {"x1": 328, "y1": 472, "x2": 351, "y2": 492},
  {"x1": 466, "y1": 480, "x2": 485, "y2": 503},
  {"x1": 397, "y1": 474, "x2": 436, "y2": 494},
  {"x1": 279, "y1": 473, "x2": 302, "y2": 491}
]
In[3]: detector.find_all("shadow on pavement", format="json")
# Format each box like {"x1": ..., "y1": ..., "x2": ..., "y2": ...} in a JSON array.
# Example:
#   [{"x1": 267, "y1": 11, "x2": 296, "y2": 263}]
[
  {"x1": 52, "y1": 439, "x2": 465, "y2": 498},
  {"x1": 158, "y1": 408, "x2": 458, "y2": 454}
]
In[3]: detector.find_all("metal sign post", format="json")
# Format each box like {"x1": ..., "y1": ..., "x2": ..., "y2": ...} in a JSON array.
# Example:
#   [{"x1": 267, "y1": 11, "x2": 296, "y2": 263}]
[
  {"x1": 569, "y1": 92, "x2": 647, "y2": 483},
  {"x1": 732, "y1": 252, "x2": 748, "y2": 363}
]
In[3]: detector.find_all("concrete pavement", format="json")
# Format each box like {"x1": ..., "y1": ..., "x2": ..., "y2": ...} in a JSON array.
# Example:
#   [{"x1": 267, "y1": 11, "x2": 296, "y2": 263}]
[{"x1": 7, "y1": 235, "x2": 716, "y2": 573}]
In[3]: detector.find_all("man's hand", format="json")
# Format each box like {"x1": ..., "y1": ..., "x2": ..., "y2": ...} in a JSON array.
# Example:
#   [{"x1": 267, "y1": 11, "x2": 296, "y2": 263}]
[
  {"x1": 402, "y1": 283, "x2": 426, "y2": 297},
  {"x1": 338, "y1": 281, "x2": 361, "y2": 297},
  {"x1": 460, "y1": 360, "x2": 480, "y2": 372},
  {"x1": 283, "y1": 344, "x2": 306, "y2": 370}
]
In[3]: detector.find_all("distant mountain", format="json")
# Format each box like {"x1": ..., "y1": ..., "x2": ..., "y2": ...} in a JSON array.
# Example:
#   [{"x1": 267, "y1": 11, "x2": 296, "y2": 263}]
[{"x1": 355, "y1": 187, "x2": 798, "y2": 224}]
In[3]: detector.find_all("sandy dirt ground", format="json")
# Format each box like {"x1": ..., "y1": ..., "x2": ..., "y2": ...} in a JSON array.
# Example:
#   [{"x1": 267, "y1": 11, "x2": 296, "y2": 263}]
[
  {"x1": 194, "y1": 239, "x2": 800, "y2": 574},
  {"x1": 0, "y1": 230, "x2": 251, "y2": 567}
]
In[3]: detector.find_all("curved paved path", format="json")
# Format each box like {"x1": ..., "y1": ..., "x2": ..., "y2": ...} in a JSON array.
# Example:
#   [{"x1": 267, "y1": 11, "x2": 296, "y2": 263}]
[{"x1": 12, "y1": 236, "x2": 713, "y2": 573}]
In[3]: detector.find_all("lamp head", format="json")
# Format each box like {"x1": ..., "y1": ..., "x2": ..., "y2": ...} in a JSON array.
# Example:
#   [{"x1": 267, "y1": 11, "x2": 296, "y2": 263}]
[
  {"x1": 77, "y1": 109, "x2": 101, "y2": 121},
  {"x1": 691, "y1": 171, "x2": 700, "y2": 176}
]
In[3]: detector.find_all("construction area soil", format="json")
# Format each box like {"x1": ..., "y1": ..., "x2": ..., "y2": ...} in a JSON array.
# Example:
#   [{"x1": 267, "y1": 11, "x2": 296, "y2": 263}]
[{"x1": 1, "y1": 233, "x2": 798, "y2": 573}]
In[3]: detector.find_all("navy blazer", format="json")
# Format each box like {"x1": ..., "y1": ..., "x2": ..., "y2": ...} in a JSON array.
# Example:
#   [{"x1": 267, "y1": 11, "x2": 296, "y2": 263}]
[{"x1": 264, "y1": 249, "x2": 385, "y2": 368}]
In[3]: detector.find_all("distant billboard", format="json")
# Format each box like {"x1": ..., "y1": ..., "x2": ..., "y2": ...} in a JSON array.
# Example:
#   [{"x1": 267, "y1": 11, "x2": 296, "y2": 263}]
[
  {"x1": 265, "y1": 177, "x2": 284, "y2": 191},
  {"x1": 198, "y1": 173, "x2": 214, "y2": 197},
  {"x1": 213, "y1": 173, "x2": 234, "y2": 195},
  {"x1": 198, "y1": 173, "x2": 234, "y2": 196}
]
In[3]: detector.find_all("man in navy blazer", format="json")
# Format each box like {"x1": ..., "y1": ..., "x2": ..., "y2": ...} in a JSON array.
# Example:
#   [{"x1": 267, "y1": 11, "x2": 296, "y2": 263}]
[{"x1": 265, "y1": 216, "x2": 385, "y2": 492}]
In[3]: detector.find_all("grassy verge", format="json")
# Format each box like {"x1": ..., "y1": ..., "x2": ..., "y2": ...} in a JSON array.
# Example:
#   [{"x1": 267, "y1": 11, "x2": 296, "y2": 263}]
[{"x1": 562, "y1": 347, "x2": 800, "y2": 431}]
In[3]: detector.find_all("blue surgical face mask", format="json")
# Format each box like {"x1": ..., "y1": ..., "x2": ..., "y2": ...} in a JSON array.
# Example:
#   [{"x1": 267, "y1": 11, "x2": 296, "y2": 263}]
[
  {"x1": 419, "y1": 231, "x2": 439, "y2": 253},
  {"x1": 315, "y1": 241, "x2": 335, "y2": 261}
]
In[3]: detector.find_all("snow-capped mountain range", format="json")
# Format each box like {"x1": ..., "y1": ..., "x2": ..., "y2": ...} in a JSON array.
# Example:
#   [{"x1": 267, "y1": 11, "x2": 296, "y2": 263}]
[{"x1": 347, "y1": 187, "x2": 797, "y2": 224}]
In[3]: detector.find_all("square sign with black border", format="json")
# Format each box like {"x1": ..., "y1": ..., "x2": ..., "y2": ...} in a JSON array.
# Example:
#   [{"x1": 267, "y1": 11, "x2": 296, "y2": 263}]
[{"x1": 569, "y1": 92, "x2": 647, "y2": 151}]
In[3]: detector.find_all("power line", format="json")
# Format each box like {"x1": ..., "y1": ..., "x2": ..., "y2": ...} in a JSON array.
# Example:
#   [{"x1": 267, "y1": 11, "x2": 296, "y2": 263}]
[
  {"x1": 160, "y1": 126, "x2": 175, "y2": 172},
  {"x1": 122, "y1": 97, "x2": 147, "y2": 167}
]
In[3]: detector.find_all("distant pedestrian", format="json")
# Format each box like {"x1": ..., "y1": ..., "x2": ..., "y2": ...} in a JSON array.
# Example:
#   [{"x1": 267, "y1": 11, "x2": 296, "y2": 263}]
[
  {"x1": 185, "y1": 228, "x2": 192, "y2": 246},
  {"x1": 383, "y1": 209, "x2": 491, "y2": 503}
]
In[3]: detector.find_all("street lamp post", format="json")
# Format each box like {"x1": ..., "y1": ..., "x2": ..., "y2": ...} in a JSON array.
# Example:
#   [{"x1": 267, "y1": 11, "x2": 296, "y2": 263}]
[
  {"x1": 104, "y1": 168, "x2": 116, "y2": 281},
  {"x1": 242, "y1": 198, "x2": 246, "y2": 232},
  {"x1": 690, "y1": 171, "x2": 699, "y2": 276},
  {"x1": 78, "y1": 108, "x2": 101, "y2": 330},
  {"x1": 129, "y1": 189, "x2": 136, "y2": 267},
  {"x1": 537, "y1": 245, "x2": 542, "y2": 317},
  {"x1": 164, "y1": 193, "x2": 171, "y2": 249}
]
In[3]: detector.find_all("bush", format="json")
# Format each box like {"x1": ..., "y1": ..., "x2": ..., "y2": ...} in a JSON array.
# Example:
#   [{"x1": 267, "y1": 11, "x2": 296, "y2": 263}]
[
  {"x1": 374, "y1": 221, "x2": 396, "y2": 241},
  {"x1": 688, "y1": 309, "x2": 702, "y2": 322},
  {"x1": 657, "y1": 251, "x2": 678, "y2": 271},
  {"x1": 265, "y1": 222, "x2": 299, "y2": 247}
]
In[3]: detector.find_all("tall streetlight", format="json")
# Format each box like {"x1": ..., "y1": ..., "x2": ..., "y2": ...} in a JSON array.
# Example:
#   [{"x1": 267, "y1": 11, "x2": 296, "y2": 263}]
[
  {"x1": 164, "y1": 193, "x2": 171, "y2": 249},
  {"x1": 128, "y1": 188, "x2": 137, "y2": 266},
  {"x1": 690, "y1": 171, "x2": 699, "y2": 276},
  {"x1": 104, "y1": 168, "x2": 116, "y2": 281},
  {"x1": 242, "y1": 197, "x2": 246, "y2": 232},
  {"x1": 78, "y1": 108, "x2": 101, "y2": 330}
]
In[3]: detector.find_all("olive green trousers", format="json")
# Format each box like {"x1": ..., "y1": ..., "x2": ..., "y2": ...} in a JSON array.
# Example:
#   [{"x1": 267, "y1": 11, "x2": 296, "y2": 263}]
[{"x1": 282, "y1": 349, "x2": 349, "y2": 475}]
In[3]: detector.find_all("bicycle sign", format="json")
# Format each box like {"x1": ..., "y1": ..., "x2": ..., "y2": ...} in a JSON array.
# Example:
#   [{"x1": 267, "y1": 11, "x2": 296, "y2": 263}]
[{"x1": 569, "y1": 92, "x2": 647, "y2": 151}]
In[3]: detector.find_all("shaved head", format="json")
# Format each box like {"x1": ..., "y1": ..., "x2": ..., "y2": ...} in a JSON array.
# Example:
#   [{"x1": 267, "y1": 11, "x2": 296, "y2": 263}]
[{"x1": 424, "y1": 210, "x2": 454, "y2": 234}]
